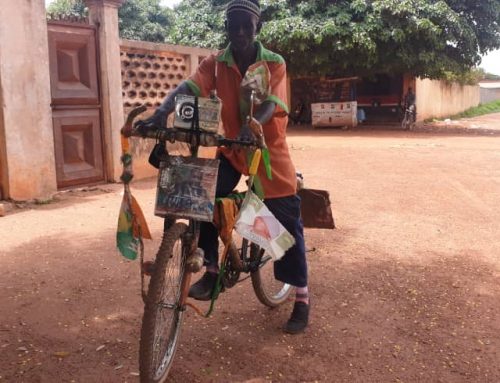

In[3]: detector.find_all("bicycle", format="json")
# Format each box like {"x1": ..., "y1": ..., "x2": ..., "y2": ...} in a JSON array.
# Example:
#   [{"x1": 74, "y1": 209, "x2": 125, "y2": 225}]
[
  {"x1": 121, "y1": 99, "x2": 294, "y2": 383},
  {"x1": 401, "y1": 103, "x2": 416, "y2": 130}
]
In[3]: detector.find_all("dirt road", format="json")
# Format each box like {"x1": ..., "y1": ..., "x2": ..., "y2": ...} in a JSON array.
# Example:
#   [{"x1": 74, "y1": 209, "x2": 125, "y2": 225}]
[{"x1": 1, "y1": 125, "x2": 500, "y2": 382}]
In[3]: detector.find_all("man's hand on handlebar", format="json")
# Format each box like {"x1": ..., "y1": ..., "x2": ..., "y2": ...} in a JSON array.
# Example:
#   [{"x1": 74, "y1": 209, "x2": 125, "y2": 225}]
[
  {"x1": 122, "y1": 104, "x2": 262, "y2": 150},
  {"x1": 234, "y1": 123, "x2": 259, "y2": 150},
  {"x1": 237, "y1": 118, "x2": 265, "y2": 149},
  {"x1": 136, "y1": 108, "x2": 167, "y2": 132},
  {"x1": 238, "y1": 123, "x2": 255, "y2": 142}
]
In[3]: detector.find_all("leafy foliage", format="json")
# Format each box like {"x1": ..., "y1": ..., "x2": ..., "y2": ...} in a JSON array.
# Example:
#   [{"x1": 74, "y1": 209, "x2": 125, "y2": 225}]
[
  {"x1": 47, "y1": 0, "x2": 87, "y2": 16},
  {"x1": 169, "y1": 0, "x2": 500, "y2": 78},
  {"x1": 442, "y1": 68, "x2": 487, "y2": 85},
  {"x1": 166, "y1": 0, "x2": 227, "y2": 48},
  {"x1": 47, "y1": 0, "x2": 500, "y2": 79},
  {"x1": 47, "y1": 0, "x2": 173, "y2": 43},
  {"x1": 483, "y1": 72, "x2": 500, "y2": 81},
  {"x1": 118, "y1": 0, "x2": 173, "y2": 42}
]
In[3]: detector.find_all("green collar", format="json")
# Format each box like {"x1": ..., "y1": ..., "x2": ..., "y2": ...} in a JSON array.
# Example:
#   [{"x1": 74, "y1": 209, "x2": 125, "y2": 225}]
[{"x1": 216, "y1": 41, "x2": 284, "y2": 67}]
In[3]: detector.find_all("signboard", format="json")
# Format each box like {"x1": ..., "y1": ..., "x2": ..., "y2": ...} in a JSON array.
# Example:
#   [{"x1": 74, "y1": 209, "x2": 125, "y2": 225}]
[
  {"x1": 155, "y1": 157, "x2": 219, "y2": 222},
  {"x1": 311, "y1": 101, "x2": 358, "y2": 128}
]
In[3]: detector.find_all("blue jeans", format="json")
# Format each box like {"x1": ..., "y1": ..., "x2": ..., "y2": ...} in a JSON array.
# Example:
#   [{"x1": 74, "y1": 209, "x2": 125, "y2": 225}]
[{"x1": 198, "y1": 155, "x2": 308, "y2": 288}]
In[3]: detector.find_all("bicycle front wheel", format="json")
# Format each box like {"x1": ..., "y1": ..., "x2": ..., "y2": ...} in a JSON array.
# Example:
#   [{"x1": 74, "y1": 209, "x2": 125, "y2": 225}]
[
  {"x1": 250, "y1": 243, "x2": 294, "y2": 307},
  {"x1": 401, "y1": 113, "x2": 410, "y2": 130},
  {"x1": 139, "y1": 222, "x2": 188, "y2": 383}
]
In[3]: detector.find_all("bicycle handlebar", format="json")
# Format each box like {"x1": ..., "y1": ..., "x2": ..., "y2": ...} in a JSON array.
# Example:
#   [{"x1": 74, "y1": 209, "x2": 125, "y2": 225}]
[{"x1": 121, "y1": 106, "x2": 257, "y2": 149}]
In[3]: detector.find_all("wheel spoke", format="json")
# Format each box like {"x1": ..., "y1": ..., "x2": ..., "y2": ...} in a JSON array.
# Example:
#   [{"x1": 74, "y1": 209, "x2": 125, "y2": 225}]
[
  {"x1": 249, "y1": 241, "x2": 294, "y2": 307},
  {"x1": 151, "y1": 239, "x2": 184, "y2": 375},
  {"x1": 140, "y1": 223, "x2": 187, "y2": 383}
]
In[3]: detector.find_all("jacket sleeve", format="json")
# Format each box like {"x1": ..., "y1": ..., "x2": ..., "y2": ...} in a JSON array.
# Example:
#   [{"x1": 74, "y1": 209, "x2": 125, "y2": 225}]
[
  {"x1": 265, "y1": 62, "x2": 289, "y2": 114},
  {"x1": 185, "y1": 55, "x2": 216, "y2": 97}
]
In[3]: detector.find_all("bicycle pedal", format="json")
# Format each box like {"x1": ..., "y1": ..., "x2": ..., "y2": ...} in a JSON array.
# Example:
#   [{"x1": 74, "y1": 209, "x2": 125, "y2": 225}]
[{"x1": 142, "y1": 261, "x2": 156, "y2": 276}]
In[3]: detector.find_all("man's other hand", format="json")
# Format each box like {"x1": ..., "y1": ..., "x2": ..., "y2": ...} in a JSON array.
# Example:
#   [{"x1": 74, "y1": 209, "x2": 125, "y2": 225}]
[
  {"x1": 247, "y1": 117, "x2": 265, "y2": 147},
  {"x1": 237, "y1": 124, "x2": 256, "y2": 142}
]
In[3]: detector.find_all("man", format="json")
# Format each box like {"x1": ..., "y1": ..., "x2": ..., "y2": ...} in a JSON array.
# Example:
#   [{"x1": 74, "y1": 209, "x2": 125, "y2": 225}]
[
  {"x1": 403, "y1": 86, "x2": 417, "y2": 124},
  {"x1": 403, "y1": 87, "x2": 416, "y2": 109},
  {"x1": 290, "y1": 100, "x2": 306, "y2": 125},
  {"x1": 145, "y1": 0, "x2": 309, "y2": 334}
]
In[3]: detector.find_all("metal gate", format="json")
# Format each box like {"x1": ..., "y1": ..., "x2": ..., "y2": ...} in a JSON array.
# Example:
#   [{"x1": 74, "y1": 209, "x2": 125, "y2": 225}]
[{"x1": 47, "y1": 19, "x2": 104, "y2": 188}]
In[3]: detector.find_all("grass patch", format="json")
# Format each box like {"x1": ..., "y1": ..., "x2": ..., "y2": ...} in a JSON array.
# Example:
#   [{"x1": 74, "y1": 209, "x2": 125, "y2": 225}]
[{"x1": 449, "y1": 100, "x2": 500, "y2": 119}]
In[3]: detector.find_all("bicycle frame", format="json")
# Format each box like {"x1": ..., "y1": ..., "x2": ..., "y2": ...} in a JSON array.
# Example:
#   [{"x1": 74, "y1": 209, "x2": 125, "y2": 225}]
[
  {"x1": 123, "y1": 102, "x2": 262, "y2": 309},
  {"x1": 401, "y1": 104, "x2": 416, "y2": 130},
  {"x1": 126, "y1": 98, "x2": 294, "y2": 382}
]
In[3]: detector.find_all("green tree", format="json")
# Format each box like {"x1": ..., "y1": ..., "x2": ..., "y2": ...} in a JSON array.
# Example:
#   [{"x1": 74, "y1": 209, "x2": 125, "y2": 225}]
[
  {"x1": 484, "y1": 72, "x2": 500, "y2": 80},
  {"x1": 166, "y1": 0, "x2": 226, "y2": 48},
  {"x1": 168, "y1": 0, "x2": 500, "y2": 79},
  {"x1": 119, "y1": 0, "x2": 173, "y2": 42},
  {"x1": 47, "y1": 0, "x2": 86, "y2": 16},
  {"x1": 46, "y1": 0, "x2": 173, "y2": 43}
]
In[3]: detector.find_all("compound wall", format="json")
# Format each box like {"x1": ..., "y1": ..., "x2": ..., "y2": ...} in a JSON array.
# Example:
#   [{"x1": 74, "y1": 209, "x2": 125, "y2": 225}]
[
  {"x1": 416, "y1": 78, "x2": 480, "y2": 121},
  {"x1": 480, "y1": 87, "x2": 500, "y2": 104},
  {"x1": 0, "y1": 0, "x2": 57, "y2": 200},
  {"x1": 120, "y1": 40, "x2": 215, "y2": 179}
]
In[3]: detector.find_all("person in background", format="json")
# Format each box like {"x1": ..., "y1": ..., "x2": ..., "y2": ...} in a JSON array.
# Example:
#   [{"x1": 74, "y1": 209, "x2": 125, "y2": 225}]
[
  {"x1": 357, "y1": 108, "x2": 366, "y2": 124},
  {"x1": 403, "y1": 86, "x2": 417, "y2": 123},
  {"x1": 290, "y1": 100, "x2": 306, "y2": 125},
  {"x1": 403, "y1": 87, "x2": 416, "y2": 109}
]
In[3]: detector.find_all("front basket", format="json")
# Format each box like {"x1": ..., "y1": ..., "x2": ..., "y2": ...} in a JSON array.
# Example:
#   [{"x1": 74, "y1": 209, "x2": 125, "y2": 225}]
[{"x1": 155, "y1": 156, "x2": 220, "y2": 222}]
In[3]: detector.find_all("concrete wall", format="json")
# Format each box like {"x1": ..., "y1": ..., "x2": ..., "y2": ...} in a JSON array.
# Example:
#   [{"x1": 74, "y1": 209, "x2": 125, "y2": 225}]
[
  {"x1": 120, "y1": 39, "x2": 216, "y2": 180},
  {"x1": 86, "y1": 0, "x2": 126, "y2": 183},
  {"x1": 0, "y1": 66, "x2": 6, "y2": 200},
  {"x1": 480, "y1": 88, "x2": 500, "y2": 104},
  {"x1": 415, "y1": 78, "x2": 480, "y2": 121},
  {"x1": 0, "y1": 0, "x2": 57, "y2": 200}
]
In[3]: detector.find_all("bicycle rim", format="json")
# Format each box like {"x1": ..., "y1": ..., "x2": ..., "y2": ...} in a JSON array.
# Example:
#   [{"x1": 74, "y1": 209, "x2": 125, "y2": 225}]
[
  {"x1": 250, "y1": 243, "x2": 294, "y2": 307},
  {"x1": 139, "y1": 222, "x2": 187, "y2": 383}
]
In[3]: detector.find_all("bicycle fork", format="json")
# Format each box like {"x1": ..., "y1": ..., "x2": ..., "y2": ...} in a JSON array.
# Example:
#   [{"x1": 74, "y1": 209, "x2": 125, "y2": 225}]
[{"x1": 178, "y1": 222, "x2": 204, "y2": 309}]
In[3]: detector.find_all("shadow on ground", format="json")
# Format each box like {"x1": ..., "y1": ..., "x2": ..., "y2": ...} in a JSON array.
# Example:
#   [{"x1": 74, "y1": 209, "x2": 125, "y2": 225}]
[{"x1": 1, "y1": 229, "x2": 499, "y2": 382}]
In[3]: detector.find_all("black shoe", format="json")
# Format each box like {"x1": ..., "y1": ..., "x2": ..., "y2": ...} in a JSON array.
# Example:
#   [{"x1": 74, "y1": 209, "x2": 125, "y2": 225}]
[
  {"x1": 284, "y1": 301, "x2": 309, "y2": 334},
  {"x1": 188, "y1": 272, "x2": 217, "y2": 301}
]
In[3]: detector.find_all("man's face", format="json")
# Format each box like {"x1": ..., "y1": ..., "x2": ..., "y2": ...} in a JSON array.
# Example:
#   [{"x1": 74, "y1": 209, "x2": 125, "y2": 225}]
[{"x1": 227, "y1": 10, "x2": 259, "y2": 54}]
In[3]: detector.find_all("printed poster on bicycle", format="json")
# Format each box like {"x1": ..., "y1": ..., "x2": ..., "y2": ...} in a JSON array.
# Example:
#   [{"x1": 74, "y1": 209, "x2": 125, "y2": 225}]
[
  {"x1": 235, "y1": 191, "x2": 295, "y2": 261},
  {"x1": 155, "y1": 157, "x2": 219, "y2": 222}
]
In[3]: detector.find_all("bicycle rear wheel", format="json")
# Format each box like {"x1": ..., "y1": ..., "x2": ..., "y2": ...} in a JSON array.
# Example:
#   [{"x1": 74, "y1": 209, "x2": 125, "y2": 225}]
[
  {"x1": 139, "y1": 222, "x2": 188, "y2": 383},
  {"x1": 250, "y1": 242, "x2": 294, "y2": 307}
]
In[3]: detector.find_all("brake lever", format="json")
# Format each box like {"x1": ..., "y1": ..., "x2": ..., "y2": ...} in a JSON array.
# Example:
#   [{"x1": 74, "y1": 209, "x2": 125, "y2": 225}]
[
  {"x1": 245, "y1": 90, "x2": 266, "y2": 149},
  {"x1": 138, "y1": 119, "x2": 165, "y2": 139},
  {"x1": 121, "y1": 105, "x2": 147, "y2": 137}
]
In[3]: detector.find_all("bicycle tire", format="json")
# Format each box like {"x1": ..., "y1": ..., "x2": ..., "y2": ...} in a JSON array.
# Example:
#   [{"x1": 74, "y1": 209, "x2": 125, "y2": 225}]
[
  {"x1": 250, "y1": 242, "x2": 294, "y2": 307},
  {"x1": 139, "y1": 222, "x2": 188, "y2": 383}
]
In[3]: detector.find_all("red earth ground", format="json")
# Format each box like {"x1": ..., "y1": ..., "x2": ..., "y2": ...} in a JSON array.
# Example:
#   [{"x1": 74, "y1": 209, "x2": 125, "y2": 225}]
[{"x1": 1, "y1": 114, "x2": 500, "y2": 382}]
